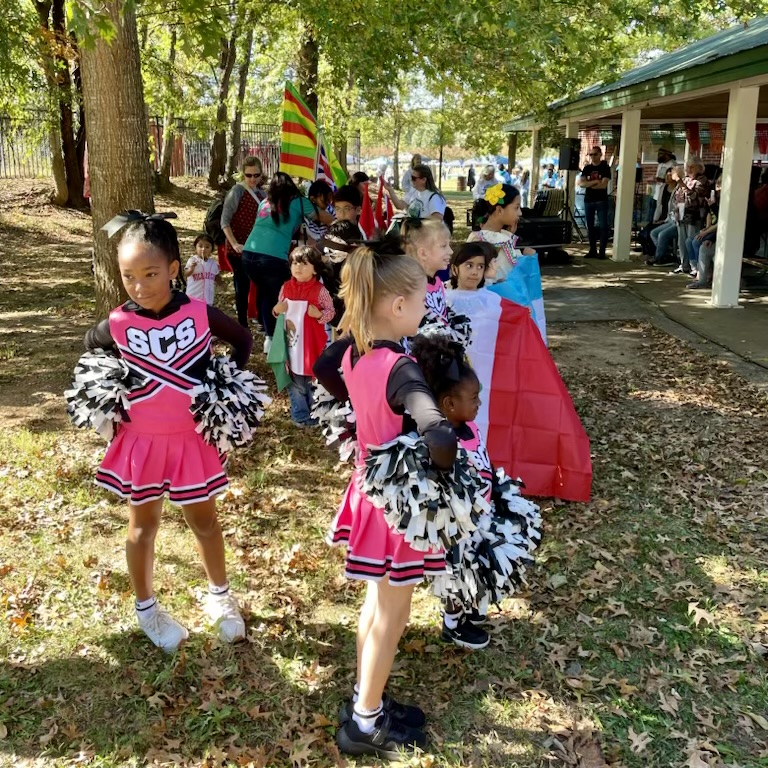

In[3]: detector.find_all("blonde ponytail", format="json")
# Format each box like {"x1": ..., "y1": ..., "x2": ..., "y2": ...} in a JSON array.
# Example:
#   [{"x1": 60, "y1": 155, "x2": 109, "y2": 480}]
[
  {"x1": 338, "y1": 242, "x2": 426, "y2": 354},
  {"x1": 339, "y1": 246, "x2": 377, "y2": 354}
]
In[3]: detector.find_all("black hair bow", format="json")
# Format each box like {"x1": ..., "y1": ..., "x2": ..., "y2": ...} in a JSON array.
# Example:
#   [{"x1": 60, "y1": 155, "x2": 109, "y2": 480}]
[
  {"x1": 439, "y1": 352, "x2": 461, "y2": 382},
  {"x1": 101, "y1": 210, "x2": 178, "y2": 239}
]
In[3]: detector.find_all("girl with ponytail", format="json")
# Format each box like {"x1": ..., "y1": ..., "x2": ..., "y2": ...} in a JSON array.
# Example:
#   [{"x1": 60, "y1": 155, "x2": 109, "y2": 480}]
[{"x1": 314, "y1": 237, "x2": 458, "y2": 760}]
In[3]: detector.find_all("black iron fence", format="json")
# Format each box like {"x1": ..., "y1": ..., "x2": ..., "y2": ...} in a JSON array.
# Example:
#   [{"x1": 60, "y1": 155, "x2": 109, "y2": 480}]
[{"x1": 1, "y1": 112, "x2": 361, "y2": 180}]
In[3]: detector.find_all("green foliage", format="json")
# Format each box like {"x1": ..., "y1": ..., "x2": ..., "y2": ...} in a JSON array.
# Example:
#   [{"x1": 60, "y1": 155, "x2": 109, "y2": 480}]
[{"x1": 0, "y1": 0, "x2": 45, "y2": 115}]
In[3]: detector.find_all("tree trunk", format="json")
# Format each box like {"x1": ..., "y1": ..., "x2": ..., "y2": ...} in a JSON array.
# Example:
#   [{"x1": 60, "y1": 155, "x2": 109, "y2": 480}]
[
  {"x1": 81, "y1": 0, "x2": 153, "y2": 318},
  {"x1": 51, "y1": 0, "x2": 85, "y2": 208},
  {"x1": 157, "y1": 29, "x2": 177, "y2": 191},
  {"x1": 34, "y1": 0, "x2": 79, "y2": 206},
  {"x1": 393, "y1": 120, "x2": 402, "y2": 189},
  {"x1": 48, "y1": 126, "x2": 68, "y2": 205},
  {"x1": 297, "y1": 25, "x2": 319, "y2": 118},
  {"x1": 227, "y1": 23, "x2": 254, "y2": 178},
  {"x1": 208, "y1": 29, "x2": 237, "y2": 189}
]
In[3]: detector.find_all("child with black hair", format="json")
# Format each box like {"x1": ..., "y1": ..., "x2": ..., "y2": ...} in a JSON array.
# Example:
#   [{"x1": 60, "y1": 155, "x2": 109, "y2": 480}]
[
  {"x1": 319, "y1": 220, "x2": 361, "y2": 333},
  {"x1": 273, "y1": 246, "x2": 335, "y2": 426},
  {"x1": 449, "y1": 241, "x2": 496, "y2": 291},
  {"x1": 80, "y1": 212, "x2": 253, "y2": 652},
  {"x1": 468, "y1": 183, "x2": 536, "y2": 283},
  {"x1": 333, "y1": 184, "x2": 363, "y2": 223},
  {"x1": 184, "y1": 233, "x2": 221, "y2": 305},
  {"x1": 305, "y1": 180, "x2": 335, "y2": 245},
  {"x1": 409, "y1": 333, "x2": 492, "y2": 650}
]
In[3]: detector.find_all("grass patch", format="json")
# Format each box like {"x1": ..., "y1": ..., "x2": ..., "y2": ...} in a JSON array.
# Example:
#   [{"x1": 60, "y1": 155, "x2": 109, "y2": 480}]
[{"x1": 1, "y1": 180, "x2": 768, "y2": 766}]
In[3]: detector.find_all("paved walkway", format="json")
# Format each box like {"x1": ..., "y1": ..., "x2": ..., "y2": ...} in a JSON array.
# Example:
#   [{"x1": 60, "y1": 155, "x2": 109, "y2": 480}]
[{"x1": 542, "y1": 248, "x2": 768, "y2": 387}]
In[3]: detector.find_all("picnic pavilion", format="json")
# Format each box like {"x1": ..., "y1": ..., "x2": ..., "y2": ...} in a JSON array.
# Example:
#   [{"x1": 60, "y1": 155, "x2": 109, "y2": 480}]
[{"x1": 505, "y1": 17, "x2": 768, "y2": 308}]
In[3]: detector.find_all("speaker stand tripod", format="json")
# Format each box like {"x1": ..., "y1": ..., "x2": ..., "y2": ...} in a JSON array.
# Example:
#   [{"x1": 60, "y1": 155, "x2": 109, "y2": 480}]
[{"x1": 563, "y1": 180, "x2": 585, "y2": 243}]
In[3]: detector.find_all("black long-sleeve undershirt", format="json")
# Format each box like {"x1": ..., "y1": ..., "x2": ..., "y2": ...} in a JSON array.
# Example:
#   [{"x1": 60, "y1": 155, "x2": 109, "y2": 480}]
[
  {"x1": 83, "y1": 292, "x2": 253, "y2": 369},
  {"x1": 314, "y1": 337, "x2": 457, "y2": 470}
]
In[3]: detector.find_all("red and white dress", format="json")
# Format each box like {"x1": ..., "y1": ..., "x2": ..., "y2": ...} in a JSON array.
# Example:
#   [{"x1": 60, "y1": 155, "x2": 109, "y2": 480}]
[
  {"x1": 95, "y1": 298, "x2": 228, "y2": 505},
  {"x1": 327, "y1": 346, "x2": 446, "y2": 585}
]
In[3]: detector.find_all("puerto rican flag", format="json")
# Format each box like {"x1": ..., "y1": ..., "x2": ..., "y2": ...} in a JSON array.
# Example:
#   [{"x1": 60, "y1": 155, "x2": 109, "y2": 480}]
[{"x1": 447, "y1": 288, "x2": 592, "y2": 502}]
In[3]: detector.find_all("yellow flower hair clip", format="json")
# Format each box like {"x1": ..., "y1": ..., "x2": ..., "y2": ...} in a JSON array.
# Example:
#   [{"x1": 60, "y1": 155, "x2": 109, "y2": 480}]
[{"x1": 484, "y1": 183, "x2": 505, "y2": 206}]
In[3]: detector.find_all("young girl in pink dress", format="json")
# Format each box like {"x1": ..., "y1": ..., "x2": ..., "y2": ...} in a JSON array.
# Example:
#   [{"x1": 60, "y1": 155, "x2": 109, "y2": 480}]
[
  {"x1": 314, "y1": 239, "x2": 458, "y2": 760},
  {"x1": 83, "y1": 213, "x2": 253, "y2": 653},
  {"x1": 410, "y1": 333, "x2": 492, "y2": 651},
  {"x1": 401, "y1": 218, "x2": 452, "y2": 322}
]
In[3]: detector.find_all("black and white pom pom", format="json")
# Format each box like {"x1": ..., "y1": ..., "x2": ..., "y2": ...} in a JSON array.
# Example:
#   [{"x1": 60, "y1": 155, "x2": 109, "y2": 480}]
[
  {"x1": 361, "y1": 432, "x2": 491, "y2": 551},
  {"x1": 65, "y1": 349, "x2": 144, "y2": 441},
  {"x1": 415, "y1": 307, "x2": 472, "y2": 349},
  {"x1": 445, "y1": 307, "x2": 472, "y2": 348},
  {"x1": 189, "y1": 356, "x2": 272, "y2": 453},
  {"x1": 431, "y1": 468, "x2": 542, "y2": 614},
  {"x1": 311, "y1": 383, "x2": 357, "y2": 463}
]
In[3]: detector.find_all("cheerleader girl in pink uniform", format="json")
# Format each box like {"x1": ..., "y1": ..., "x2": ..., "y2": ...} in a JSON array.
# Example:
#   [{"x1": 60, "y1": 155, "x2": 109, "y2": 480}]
[
  {"x1": 410, "y1": 333, "x2": 492, "y2": 651},
  {"x1": 401, "y1": 218, "x2": 452, "y2": 321},
  {"x1": 83, "y1": 213, "x2": 253, "y2": 652},
  {"x1": 314, "y1": 240, "x2": 458, "y2": 760}
]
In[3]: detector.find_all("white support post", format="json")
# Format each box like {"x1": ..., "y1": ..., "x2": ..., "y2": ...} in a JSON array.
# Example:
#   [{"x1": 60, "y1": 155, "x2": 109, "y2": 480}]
[
  {"x1": 613, "y1": 109, "x2": 641, "y2": 262},
  {"x1": 711, "y1": 84, "x2": 759, "y2": 308},
  {"x1": 530, "y1": 127, "x2": 541, "y2": 199}
]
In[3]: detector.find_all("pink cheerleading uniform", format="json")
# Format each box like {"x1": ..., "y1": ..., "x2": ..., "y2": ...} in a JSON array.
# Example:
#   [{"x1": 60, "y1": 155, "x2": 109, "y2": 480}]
[
  {"x1": 327, "y1": 346, "x2": 446, "y2": 585},
  {"x1": 95, "y1": 297, "x2": 228, "y2": 505},
  {"x1": 460, "y1": 420, "x2": 493, "y2": 505},
  {"x1": 424, "y1": 275, "x2": 448, "y2": 322}
]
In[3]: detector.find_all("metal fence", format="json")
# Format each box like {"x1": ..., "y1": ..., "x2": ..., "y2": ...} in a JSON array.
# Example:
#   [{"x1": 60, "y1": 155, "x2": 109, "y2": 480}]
[
  {"x1": 0, "y1": 115, "x2": 53, "y2": 178},
  {"x1": 1, "y1": 112, "x2": 361, "y2": 180}
]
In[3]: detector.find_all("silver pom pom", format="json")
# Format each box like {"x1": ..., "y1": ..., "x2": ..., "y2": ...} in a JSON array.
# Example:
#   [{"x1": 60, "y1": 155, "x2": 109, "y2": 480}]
[
  {"x1": 361, "y1": 432, "x2": 491, "y2": 552},
  {"x1": 189, "y1": 356, "x2": 272, "y2": 453},
  {"x1": 431, "y1": 468, "x2": 542, "y2": 613},
  {"x1": 311, "y1": 383, "x2": 357, "y2": 463},
  {"x1": 65, "y1": 349, "x2": 144, "y2": 441}
]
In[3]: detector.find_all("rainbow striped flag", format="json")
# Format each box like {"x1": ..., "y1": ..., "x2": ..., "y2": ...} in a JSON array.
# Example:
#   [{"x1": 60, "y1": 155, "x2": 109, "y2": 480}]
[{"x1": 279, "y1": 82, "x2": 347, "y2": 188}]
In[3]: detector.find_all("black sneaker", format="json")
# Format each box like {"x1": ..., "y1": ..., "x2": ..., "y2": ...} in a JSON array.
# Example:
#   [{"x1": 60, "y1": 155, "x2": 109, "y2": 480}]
[
  {"x1": 442, "y1": 616, "x2": 490, "y2": 650},
  {"x1": 466, "y1": 608, "x2": 487, "y2": 626},
  {"x1": 336, "y1": 711, "x2": 427, "y2": 760},
  {"x1": 585, "y1": 251, "x2": 598, "y2": 259},
  {"x1": 339, "y1": 691, "x2": 426, "y2": 729}
]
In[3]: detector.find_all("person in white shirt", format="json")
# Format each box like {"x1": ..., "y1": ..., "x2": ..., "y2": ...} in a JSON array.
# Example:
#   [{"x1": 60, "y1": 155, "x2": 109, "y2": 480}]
[
  {"x1": 400, "y1": 153, "x2": 423, "y2": 195},
  {"x1": 653, "y1": 148, "x2": 677, "y2": 205},
  {"x1": 473, "y1": 165, "x2": 498, "y2": 200},
  {"x1": 185, "y1": 234, "x2": 221, "y2": 305},
  {"x1": 385, "y1": 164, "x2": 446, "y2": 220}
]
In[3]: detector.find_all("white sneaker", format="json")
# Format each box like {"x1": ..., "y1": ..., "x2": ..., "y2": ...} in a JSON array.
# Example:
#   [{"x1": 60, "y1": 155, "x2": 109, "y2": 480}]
[
  {"x1": 263, "y1": 336, "x2": 272, "y2": 355},
  {"x1": 136, "y1": 606, "x2": 189, "y2": 652},
  {"x1": 204, "y1": 591, "x2": 246, "y2": 643}
]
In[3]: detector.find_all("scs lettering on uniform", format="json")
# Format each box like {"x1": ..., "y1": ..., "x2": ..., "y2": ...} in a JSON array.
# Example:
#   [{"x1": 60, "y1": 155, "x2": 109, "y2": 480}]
[{"x1": 126, "y1": 318, "x2": 197, "y2": 361}]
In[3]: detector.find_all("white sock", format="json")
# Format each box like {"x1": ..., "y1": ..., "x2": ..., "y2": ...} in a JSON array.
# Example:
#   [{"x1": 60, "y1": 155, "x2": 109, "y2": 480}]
[
  {"x1": 208, "y1": 582, "x2": 229, "y2": 597},
  {"x1": 352, "y1": 683, "x2": 360, "y2": 703},
  {"x1": 135, "y1": 595, "x2": 157, "y2": 614},
  {"x1": 352, "y1": 701, "x2": 383, "y2": 734},
  {"x1": 444, "y1": 611, "x2": 461, "y2": 630}
]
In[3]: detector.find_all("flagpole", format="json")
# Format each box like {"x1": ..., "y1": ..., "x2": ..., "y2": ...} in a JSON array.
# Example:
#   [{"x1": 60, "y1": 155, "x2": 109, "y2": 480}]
[{"x1": 313, "y1": 128, "x2": 323, "y2": 182}]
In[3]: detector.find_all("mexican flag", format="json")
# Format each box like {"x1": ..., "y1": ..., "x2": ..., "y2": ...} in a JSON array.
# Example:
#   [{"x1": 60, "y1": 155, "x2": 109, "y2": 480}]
[
  {"x1": 446, "y1": 288, "x2": 592, "y2": 502},
  {"x1": 284, "y1": 299, "x2": 328, "y2": 378}
]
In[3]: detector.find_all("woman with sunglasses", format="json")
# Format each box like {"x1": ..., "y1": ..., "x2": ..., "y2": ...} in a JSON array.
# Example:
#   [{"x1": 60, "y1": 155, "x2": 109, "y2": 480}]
[
  {"x1": 384, "y1": 164, "x2": 446, "y2": 221},
  {"x1": 221, "y1": 156, "x2": 266, "y2": 326}
]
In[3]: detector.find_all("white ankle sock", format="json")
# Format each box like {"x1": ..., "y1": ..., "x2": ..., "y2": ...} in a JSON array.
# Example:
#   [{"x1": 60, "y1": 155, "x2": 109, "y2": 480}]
[
  {"x1": 352, "y1": 683, "x2": 360, "y2": 703},
  {"x1": 135, "y1": 596, "x2": 157, "y2": 614},
  {"x1": 208, "y1": 582, "x2": 230, "y2": 596},
  {"x1": 352, "y1": 701, "x2": 382, "y2": 734},
  {"x1": 444, "y1": 611, "x2": 461, "y2": 630}
]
